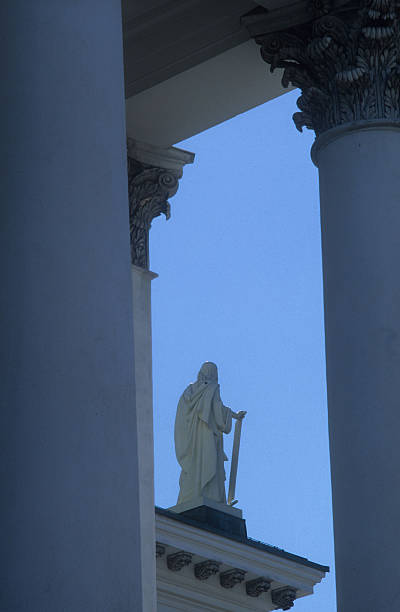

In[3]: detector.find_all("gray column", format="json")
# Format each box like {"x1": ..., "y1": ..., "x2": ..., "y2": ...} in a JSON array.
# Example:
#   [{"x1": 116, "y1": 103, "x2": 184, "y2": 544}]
[
  {"x1": 252, "y1": 1, "x2": 400, "y2": 609},
  {"x1": 127, "y1": 140, "x2": 194, "y2": 611},
  {"x1": 314, "y1": 122, "x2": 400, "y2": 611},
  {"x1": 0, "y1": 2, "x2": 142, "y2": 611}
]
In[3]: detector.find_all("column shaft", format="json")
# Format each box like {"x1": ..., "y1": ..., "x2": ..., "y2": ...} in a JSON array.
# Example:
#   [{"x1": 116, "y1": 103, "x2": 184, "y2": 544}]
[
  {"x1": 0, "y1": 2, "x2": 142, "y2": 610},
  {"x1": 132, "y1": 266, "x2": 158, "y2": 612},
  {"x1": 315, "y1": 124, "x2": 400, "y2": 611}
]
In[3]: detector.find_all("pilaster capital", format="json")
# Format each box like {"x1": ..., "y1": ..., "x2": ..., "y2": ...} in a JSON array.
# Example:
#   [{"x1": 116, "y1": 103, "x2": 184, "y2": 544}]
[
  {"x1": 250, "y1": 0, "x2": 400, "y2": 136},
  {"x1": 127, "y1": 139, "x2": 194, "y2": 269}
]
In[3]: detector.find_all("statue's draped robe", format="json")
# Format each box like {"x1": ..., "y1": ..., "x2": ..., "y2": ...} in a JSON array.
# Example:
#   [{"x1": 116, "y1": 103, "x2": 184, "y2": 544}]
[{"x1": 175, "y1": 380, "x2": 232, "y2": 504}]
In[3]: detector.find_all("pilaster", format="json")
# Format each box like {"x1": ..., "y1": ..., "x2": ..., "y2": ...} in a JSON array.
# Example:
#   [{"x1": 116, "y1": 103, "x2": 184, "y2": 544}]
[{"x1": 127, "y1": 139, "x2": 194, "y2": 611}]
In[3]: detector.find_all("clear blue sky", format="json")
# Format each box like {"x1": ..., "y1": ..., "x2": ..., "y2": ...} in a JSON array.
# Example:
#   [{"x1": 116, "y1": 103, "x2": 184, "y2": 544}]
[{"x1": 150, "y1": 89, "x2": 336, "y2": 611}]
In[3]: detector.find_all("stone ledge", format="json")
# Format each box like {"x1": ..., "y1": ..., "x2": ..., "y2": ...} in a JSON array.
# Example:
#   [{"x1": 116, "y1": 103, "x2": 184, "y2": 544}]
[{"x1": 169, "y1": 498, "x2": 246, "y2": 540}]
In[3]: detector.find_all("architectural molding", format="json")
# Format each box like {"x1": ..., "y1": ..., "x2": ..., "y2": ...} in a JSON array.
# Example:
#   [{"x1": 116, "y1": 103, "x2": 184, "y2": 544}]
[
  {"x1": 155, "y1": 510, "x2": 327, "y2": 594},
  {"x1": 252, "y1": 0, "x2": 400, "y2": 135},
  {"x1": 310, "y1": 118, "x2": 400, "y2": 164},
  {"x1": 156, "y1": 539, "x2": 307, "y2": 610},
  {"x1": 271, "y1": 587, "x2": 297, "y2": 610},
  {"x1": 157, "y1": 574, "x2": 271, "y2": 612},
  {"x1": 155, "y1": 508, "x2": 326, "y2": 611},
  {"x1": 127, "y1": 139, "x2": 194, "y2": 269},
  {"x1": 123, "y1": 0, "x2": 254, "y2": 97},
  {"x1": 245, "y1": 576, "x2": 271, "y2": 597},
  {"x1": 166, "y1": 551, "x2": 193, "y2": 572},
  {"x1": 194, "y1": 559, "x2": 221, "y2": 580},
  {"x1": 220, "y1": 568, "x2": 246, "y2": 588}
]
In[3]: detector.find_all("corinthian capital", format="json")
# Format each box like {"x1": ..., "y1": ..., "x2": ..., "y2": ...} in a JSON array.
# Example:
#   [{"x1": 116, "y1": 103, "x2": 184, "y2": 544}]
[
  {"x1": 127, "y1": 139, "x2": 194, "y2": 269},
  {"x1": 250, "y1": 0, "x2": 400, "y2": 135}
]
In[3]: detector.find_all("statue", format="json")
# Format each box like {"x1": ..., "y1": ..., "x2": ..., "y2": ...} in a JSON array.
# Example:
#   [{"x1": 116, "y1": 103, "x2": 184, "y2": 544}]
[{"x1": 174, "y1": 362, "x2": 246, "y2": 506}]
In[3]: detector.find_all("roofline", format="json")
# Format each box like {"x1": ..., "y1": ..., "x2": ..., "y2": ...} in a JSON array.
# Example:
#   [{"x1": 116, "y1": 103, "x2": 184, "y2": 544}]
[{"x1": 155, "y1": 506, "x2": 329, "y2": 574}]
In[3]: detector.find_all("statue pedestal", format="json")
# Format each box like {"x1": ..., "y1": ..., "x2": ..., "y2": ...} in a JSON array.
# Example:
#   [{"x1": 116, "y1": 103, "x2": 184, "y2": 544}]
[
  {"x1": 169, "y1": 496, "x2": 242, "y2": 518},
  {"x1": 168, "y1": 497, "x2": 246, "y2": 540}
]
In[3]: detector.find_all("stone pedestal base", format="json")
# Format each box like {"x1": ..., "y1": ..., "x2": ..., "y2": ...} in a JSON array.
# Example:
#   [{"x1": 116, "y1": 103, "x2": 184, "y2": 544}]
[
  {"x1": 169, "y1": 496, "x2": 242, "y2": 518},
  {"x1": 169, "y1": 498, "x2": 247, "y2": 540}
]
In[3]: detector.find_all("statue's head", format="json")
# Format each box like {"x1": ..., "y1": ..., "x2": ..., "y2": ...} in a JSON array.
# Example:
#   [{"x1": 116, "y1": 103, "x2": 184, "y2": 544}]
[{"x1": 197, "y1": 362, "x2": 218, "y2": 384}]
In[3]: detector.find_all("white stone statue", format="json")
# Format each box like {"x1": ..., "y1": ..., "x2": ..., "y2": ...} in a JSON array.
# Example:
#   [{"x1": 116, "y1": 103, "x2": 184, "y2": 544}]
[{"x1": 174, "y1": 362, "x2": 245, "y2": 505}]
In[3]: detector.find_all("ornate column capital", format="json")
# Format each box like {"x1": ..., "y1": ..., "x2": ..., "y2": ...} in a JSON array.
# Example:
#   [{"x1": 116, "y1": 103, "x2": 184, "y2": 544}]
[
  {"x1": 250, "y1": 0, "x2": 400, "y2": 136},
  {"x1": 127, "y1": 139, "x2": 194, "y2": 269}
]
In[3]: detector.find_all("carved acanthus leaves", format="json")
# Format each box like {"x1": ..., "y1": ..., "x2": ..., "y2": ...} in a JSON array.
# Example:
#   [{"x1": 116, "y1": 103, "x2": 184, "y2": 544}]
[
  {"x1": 194, "y1": 560, "x2": 221, "y2": 580},
  {"x1": 245, "y1": 576, "x2": 271, "y2": 597},
  {"x1": 255, "y1": 0, "x2": 400, "y2": 135},
  {"x1": 128, "y1": 157, "x2": 181, "y2": 268},
  {"x1": 271, "y1": 586, "x2": 297, "y2": 610},
  {"x1": 166, "y1": 550, "x2": 193, "y2": 571},
  {"x1": 219, "y1": 568, "x2": 246, "y2": 588}
]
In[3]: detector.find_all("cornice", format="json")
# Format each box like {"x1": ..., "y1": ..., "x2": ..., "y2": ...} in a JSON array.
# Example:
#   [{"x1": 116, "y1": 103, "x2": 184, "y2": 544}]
[
  {"x1": 127, "y1": 138, "x2": 194, "y2": 171},
  {"x1": 155, "y1": 511, "x2": 327, "y2": 592},
  {"x1": 156, "y1": 507, "x2": 328, "y2": 575},
  {"x1": 242, "y1": 0, "x2": 349, "y2": 37}
]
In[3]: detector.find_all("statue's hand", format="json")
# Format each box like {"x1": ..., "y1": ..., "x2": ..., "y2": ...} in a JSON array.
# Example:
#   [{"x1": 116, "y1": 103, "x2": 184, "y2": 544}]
[{"x1": 234, "y1": 410, "x2": 247, "y2": 420}]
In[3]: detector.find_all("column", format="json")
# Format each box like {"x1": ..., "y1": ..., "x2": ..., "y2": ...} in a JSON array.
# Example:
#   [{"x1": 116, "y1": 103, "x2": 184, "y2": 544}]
[
  {"x1": 252, "y1": 2, "x2": 400, "y2": 610},
  {"x1": 0, "y1": 2, "x2": 143, "y2": 610},
  {"x1": 127, "y1": 139, "x2": 194, "y2": 611}
]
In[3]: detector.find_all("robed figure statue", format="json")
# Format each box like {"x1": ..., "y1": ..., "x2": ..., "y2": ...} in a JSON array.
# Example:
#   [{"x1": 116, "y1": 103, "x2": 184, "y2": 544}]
[{"x1": 174, "y1": 362, "x2": 245, "y2": 505}]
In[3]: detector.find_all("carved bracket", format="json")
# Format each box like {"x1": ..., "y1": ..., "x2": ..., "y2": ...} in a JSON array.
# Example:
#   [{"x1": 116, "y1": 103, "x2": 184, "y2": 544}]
[
  {"x1": 271, "y1": 586, "x2": 297, "y2": 610},
  {"x1": 166, "y1": 550, "x2": 193, "y2": 571},
  {"x1": 253, "y1": 0, "x2": 400, "y2": 135},
  {"x1": 245, "y1": 576, "x2": 271, "y2": 597},
  {"x1": 219, "y1": 568, "x2": 246, "y2": 588},
  {"x1": 194, "y1": 559, "x2": 221, "y2": 580}
]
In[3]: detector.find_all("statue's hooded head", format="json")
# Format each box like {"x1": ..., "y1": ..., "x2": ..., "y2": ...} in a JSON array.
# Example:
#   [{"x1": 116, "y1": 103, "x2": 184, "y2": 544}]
[{"x1": 197, "y1": 362, "x2": 218, "y2": 384}]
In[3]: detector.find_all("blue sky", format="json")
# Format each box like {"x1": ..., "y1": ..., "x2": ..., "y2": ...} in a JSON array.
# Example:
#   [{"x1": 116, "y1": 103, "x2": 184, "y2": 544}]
[{"x1": 150, "y1": 89, "x2": 336, "y2": 611}]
